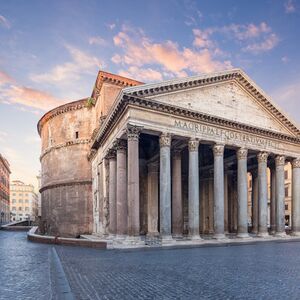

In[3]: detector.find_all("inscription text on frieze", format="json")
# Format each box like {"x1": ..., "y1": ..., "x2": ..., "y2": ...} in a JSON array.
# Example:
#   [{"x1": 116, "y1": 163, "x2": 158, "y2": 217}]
[{"x1": 174, "y1": 120, "x2": 280, "y2": 149}]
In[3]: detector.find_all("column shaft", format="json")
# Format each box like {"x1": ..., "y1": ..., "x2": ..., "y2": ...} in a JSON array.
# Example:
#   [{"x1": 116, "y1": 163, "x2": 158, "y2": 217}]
[
  {"x1": 213, "y1": 144, "x2": 225, "y2": 239},
  {"x1": 257, "y1": 152, "x2": 269, "y2": 237},
  {"x1": 127, "y1": 126, "x2": 141, "y2": 237},
  {"x1": 237, "y1": 148, "x2": 249, "y2": 238},
  {"x1": 224, "y1": 173, "x2": 229, "y2": 234},
  {"x1": 275, "y1": 156, "x2": 286, "y2": 236},
  {"x1": 270, "y1": 167, "x2": 276, "y2": 234},
  {"x1": 251, "y1": 171, "x2": 259, "y2": 234},
  {"x1": 188, "y1": 140, "x2": 201, "y2": 239},
  {"x1": 147, "y1": 162, "x2": 159, "y2": 235},
  {"x1": 172, "y1": 150, "x2": 183, "y2": 237},
  {"x1": 116, "y1": 139, "x2": 127, "y2": 236},
  {"x1": 292, "y1": 159, "x2": 300, "y2": 235},
  {"x1": 108, "y1": 150, "x2": 117, "y2": 235},
  {"x1": 159, "y1": 133, "x2": 172, "y2": 239}
]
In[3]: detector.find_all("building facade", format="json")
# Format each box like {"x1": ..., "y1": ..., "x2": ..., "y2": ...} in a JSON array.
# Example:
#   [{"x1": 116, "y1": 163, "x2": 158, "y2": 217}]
[
  {"x1": 38, "y1": 69, "x2": 300, "y2": 246},
  {"x1": 0, "y1": 154, "x2": 10, "y2": 224},
  {"x1": 10, "y1": 180, "x2": 38, "y2": 222}
]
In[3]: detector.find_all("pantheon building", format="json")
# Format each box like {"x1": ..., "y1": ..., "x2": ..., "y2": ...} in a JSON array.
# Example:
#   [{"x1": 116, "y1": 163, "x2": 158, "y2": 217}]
[{"x1": 38, "y1": 69, "x2": 300, "y2": 246}]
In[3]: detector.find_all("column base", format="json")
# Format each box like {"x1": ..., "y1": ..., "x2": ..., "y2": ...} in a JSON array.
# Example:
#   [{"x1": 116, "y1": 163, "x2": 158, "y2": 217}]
[
  {"x1": 213, "y1": 233, "x2": 227, "y2": 240},
  {"x1": 290, "y1": 231, "x2": 300, "y2": 237},
  {"x1": 161, "y1": 235, "x2": 174, "y2": 245},
  {"x1": 236, "y1": 232, "x2": 251, "y2": 239},
  {"x1": 146, "y1": 232, "x2": 159, "y2": 237},
  {"x1": 115, "y1": 234, "x2": 127, "y2": 240},
  {"x1": 172, "y1": 233, "x2": 183, "y2": 240},
  {"x1": 257, "y1": 232, "x2": 269, "y2": 238},
  {"x1": 274, "y1": 231, "x2": 287, "y2": 238},
  {"x1": 188, "y1": 234, "x2": 203, "y2": 241},
  {"x1": 125, "y1": 235, "x2": 145, "y2": 245}
]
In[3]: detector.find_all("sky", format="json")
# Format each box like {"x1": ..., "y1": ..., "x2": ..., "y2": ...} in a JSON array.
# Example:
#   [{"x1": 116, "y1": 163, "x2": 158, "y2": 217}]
[{"x1": 0, "y1": 0, "x2": 300, "y2": 190}]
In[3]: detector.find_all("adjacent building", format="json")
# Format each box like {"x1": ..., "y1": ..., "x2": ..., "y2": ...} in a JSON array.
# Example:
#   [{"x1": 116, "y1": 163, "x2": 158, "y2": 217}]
[
  {"x1": 0, "y1": 154, "x2": 10, "y2": 224},
  {"x1": 10, "y1": 180, "x2": 38, "y2": 222},
  {"x1": 38, "y1": 69, "x2": 300, "y2": 246}
]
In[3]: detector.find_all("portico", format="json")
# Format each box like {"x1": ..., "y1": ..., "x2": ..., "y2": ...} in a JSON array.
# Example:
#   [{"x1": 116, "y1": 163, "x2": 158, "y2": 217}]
[{"x1": 90, "y1": 69, "x2": 300, "y2": 246}]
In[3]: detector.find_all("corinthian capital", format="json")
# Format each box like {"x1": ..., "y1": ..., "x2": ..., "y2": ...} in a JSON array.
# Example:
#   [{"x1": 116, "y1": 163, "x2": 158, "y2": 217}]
[
  {"x1": 105, "y1": 148, "x2": 116, "y2": 160},
  {"x1": 292, "y1": 158, "x2": 300, "y2": 169},
  {"x1": 275, "y1": 155, "x2": 285, "y2": 167},
  {"x1": 159, "y1": 133, "x2": 171, "y2": 147},
  {"x1": 257, "y1": 152, "x2": 268, "y2": 163},
  {"x1": 126, "y1": 124, "x2": 143, "y2": 141},
  {"x1": 237, "y1": 148, "x2": 248, "y2": 160},
  {"x1": 213, "y1": 144, "x2": 224, "y2": 157},
  {"x1": 114, "y1": 139, "x2": 127, "y2": 151},
  {"x1": 188, "y1": 139, "x2": 199, "y2": 152}
]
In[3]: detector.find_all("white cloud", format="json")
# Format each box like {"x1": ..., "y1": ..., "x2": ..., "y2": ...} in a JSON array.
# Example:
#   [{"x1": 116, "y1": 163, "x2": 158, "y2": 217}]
[
  {"x1": 88, "y1": 36, "x2": 107, "y2": 46},
  {"x1": 0, "y1": 15, "x2": 10, "y2": 29},
  {"x1": 285, "y1": 0, "x2": 296, "y2": 13},
  {"x1": 30, "y1": 44, "x2": 103, "y2": 84}
]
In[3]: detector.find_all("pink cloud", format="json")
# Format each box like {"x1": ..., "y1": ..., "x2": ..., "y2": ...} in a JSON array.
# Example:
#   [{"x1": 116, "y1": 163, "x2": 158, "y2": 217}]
[
  {"x1": 0, "y1": 15, "x2": 10, "y2": 29},
  {"x1": 119, "y1": 66, "x2": 163, "y2": 82},
  {"x1": 0, "y1": 71, "x2": 15, "y2": 85},
  {"x1": 112, "y1": 27, "x2": 232, "y2": 78},
  {"x1": 88, "y1": 36, "x2": 107, "y2": 46},
  {"x1": 242, "y1": 33, "x2": 279, "y2": 54}
]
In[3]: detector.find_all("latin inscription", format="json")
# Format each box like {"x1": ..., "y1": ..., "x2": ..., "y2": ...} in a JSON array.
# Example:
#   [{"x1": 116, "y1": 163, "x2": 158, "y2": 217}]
[{"x1": 174, "y1": 120, "x2": 280, "y2": 149}]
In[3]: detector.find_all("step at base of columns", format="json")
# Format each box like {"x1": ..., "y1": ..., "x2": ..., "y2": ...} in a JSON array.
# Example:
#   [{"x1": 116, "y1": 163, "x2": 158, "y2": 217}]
[{"x1": 145, "y1": 235, "x2": 162, "y2": 247}]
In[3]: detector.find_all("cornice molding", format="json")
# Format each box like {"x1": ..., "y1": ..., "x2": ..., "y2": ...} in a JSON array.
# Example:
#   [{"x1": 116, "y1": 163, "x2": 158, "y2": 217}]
[
  {"x1": 40, "y1": 179, "x2": 92, "y2": 193},
  {"x1": 40, "y1": 138, "x2": 90, "y2": 160},
  {"x1": 91, "y1": 93, "x2": 300, "y2": 151},
  {"x1": 37, "y1": 99, "x2": 88, "y2": 135}
]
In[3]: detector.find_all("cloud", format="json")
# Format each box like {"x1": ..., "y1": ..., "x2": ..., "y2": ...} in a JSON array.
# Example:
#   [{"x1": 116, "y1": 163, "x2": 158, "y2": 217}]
[
  {"x1": 285, "y1": 0, "x2": 296, "y2": 13},
  {"x1": 0, "y1": 130, "x2": 8, "y2": 143},
  {"x1": 30, "y1": 44, "x2": 102, "y2": 84},
  {"x1": 0, "y1": 70, "x2": 62, "y2": 112},
  {"x1": 242, "y1": 33, "x2": 279, "y2": 54},
  {"x1": 119, "y1": 66, "x2": 162, "y2": 82},
  {"x1": 88, "y1": 36, "x2": 107, "y2": 46},
  {"x1": 107, "y1": 23, "x2": 116, "y2": 30},
  {"x1": 193, "y1": 28, "x2": 215, "y2": 48},
  {"x1": 0, "y1": 15, "x2": 10, "y2": 29},
  {"x1": 112, "y1": 26, "x2": 232, "y2": 79}
]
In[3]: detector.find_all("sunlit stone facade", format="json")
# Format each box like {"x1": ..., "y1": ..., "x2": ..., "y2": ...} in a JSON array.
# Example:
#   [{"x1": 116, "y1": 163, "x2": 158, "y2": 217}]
[{"x1": 39, "y1": 69, "x2": 300, "y2": 245}]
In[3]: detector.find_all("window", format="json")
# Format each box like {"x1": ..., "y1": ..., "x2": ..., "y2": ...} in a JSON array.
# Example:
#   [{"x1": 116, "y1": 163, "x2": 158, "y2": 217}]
[
  {"x1": 25, "y1": 207, "x2": 29, "y2": 211},
  {"x1": 25, "y1": 199, "x2": 29, "y2": 204},
  {"x1": 12, "y1": 193, "x2": 16, "y2": 196},
  {"x1": 19, "y1": 199, "x2": 23, "y2": 203},
  {"x1": 12, "y1": 199, "x2": 16, "y2": 203},
  {"x1": 19, "y1": 193, "x2": 22, "y2": 196},
  {"x1": 12, "y1": 206, "x2": 16, "y2": 211},
  {"x1": 285, "y1": 187, "x2": 289, "y2": 197},
  {"x1": 75, "y1": 131, "x2": 79, "y2": 139},
  {"x1": 285, "y1": 204, "x2": 289, "y2": 210},
  {"x1": 285, "y1": 170, "x2": 288, "y2": 180},
  {"x1": 18, "y1": 207, "x2": 22, "y2": 211}
]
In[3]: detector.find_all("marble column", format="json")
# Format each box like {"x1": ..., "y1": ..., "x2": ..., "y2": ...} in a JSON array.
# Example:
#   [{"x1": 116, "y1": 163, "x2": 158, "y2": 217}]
[
  {"x1": 257, "y1": 152, "x2": 269, "y2": 237},
  {"x1": 270, "y1": 166, "x2": 276, "y2": 234},
  {"x1": 213, "y1": 144, "x2": 226, "y2": 239},
  {"x1": 107, "y1": 149, "x2": 117, "y2": 236},
  {"x1": 147, "y1": 162, "x2": 159, "y2": 236},
  {"x1": 172, "y1": 149, "x2": 183, "y2": 237},
  {"x1": 237, "y1": 148, "x2": 249, "y2": 238},
  {"x1": 275, "y1": 155, "x2": 286, "y2": 237},
  {"x1": 159, "y1": 133, "x2": 172, "y2": 240},
  {"x1": 127, "y1": 125, "x2": 142, "y2": 238},
  {"x1": 208, "y1": 176, "x2": 214, "y2": 234},
  {"x1": 188, "y1": 139, "x2": 201, "y2": 240},
  {"x1": 115, "y1": 139, "x2": 127, "y2": 237},
  {"x1": 292, "y1": 158, "x2": 300, "y2": 235},
  {"x1": 251, "y1": 170, "x2": 259, "y2": 234}
]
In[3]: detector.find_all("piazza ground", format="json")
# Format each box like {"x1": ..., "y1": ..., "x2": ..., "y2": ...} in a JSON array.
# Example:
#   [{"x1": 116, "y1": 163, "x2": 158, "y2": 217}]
[{"x1": 2, "y1": 231, "x2": 300, "y2": 299}]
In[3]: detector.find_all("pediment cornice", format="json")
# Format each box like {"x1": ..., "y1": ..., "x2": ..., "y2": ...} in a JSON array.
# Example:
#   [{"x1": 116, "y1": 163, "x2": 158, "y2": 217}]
[{"x1": 123, "y1": 69, "x2": 300, "y2": 137}]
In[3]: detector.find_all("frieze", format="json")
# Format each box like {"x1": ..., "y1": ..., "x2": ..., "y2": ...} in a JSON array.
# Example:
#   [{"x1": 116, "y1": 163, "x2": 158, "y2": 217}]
[{"x1": 174, "y1": 119, "x2": 281, "y2": 150}]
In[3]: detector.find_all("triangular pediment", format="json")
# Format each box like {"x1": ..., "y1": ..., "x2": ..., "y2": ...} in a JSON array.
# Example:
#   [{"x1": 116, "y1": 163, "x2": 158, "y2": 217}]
[{"x1": 123, "y1": 69, "x2": 300, "y2": 137}]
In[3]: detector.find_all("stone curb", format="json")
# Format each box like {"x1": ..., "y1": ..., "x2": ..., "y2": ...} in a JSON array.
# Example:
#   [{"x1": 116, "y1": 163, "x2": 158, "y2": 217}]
[
  {"x1": 1, "y1": 225, "x2": 32, "y2": 231},
  {"x1": 50, "y1": 247, "x2": 75, "y2": 300},
  {"x1": 27, "y1": 227, "x2": 107, "y2": 249}
]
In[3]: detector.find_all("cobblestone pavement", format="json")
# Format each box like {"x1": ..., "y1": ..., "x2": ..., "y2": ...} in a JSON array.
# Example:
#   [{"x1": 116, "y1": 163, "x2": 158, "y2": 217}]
[
  {"x1": 57, "y1": 241, "x2": 300, "y2": 300},
  {"x1": 0, "y1": 231, "x2": 52, "y2": 300},
  {"x1": 3, "y1": 231, "x2": 300, "y2": 299}
]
